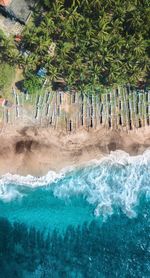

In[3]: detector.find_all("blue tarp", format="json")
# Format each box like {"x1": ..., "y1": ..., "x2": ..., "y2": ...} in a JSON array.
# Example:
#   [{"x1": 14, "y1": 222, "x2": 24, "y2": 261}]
[{"x1": 37, "y1": 68, "x2": 47, "y2": 78}]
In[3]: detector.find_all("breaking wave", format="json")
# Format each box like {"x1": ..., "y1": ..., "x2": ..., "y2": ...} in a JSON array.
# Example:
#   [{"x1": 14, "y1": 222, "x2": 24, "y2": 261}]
[{"x1": 0, "y1": 150, "x2": 150, "y2": 219}]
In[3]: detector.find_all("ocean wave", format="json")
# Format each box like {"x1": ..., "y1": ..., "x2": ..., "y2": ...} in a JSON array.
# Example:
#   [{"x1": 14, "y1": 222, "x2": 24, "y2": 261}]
[
  {"x1": 0, "y1": 166, "x2": 74, "y2": 188},
  {"x1": 53, "y1": 149, "x2": 150, "y2": 218},
  {"x1": 0, "y1": 150, "x2": 150, "y2": 218},
  {"x1": 0, "y1": 184, "x2": 23, "y2": 202},
  {"x1": 0, "y1": 149, "x2": 149, "y2": 186}
]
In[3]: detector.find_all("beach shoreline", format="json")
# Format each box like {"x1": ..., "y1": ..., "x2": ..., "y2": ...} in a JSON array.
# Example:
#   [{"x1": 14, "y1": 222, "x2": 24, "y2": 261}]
[{"x1": 0, "y1": 125, "x2": 149, "y2": 176}]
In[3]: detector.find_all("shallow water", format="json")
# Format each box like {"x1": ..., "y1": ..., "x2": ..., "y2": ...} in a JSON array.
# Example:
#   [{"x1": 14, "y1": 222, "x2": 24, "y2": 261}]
[
  {"x1": 0, "y1": 150, "x2": 149, "y2": 229},
  {"x1": 0, "y1": 150, "x2": 150, "y2": 277}
]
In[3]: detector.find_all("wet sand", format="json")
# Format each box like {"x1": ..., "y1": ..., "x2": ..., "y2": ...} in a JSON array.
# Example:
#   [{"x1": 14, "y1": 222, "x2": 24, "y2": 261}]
[{"x1": 0, "y1": 125, "x2": 149, "y2": 176}]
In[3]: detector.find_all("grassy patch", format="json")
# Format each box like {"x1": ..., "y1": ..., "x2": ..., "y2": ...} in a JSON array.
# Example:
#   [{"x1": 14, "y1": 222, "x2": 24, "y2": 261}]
[{"x1": 0, "y1": 63, "x2": 15, "y2": 98}]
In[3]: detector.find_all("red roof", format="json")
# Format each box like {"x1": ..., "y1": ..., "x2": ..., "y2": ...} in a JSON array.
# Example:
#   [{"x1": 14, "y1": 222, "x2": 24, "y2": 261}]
[
  {"x1": 0, "y1": 0, "x2": 11, "y2": 6},
  {"x1": 0, "y1": 98, "x2": 5, "y2": 105},
  {"x1": 14, "y1": 34, "x2": 22, "y2": 42}
]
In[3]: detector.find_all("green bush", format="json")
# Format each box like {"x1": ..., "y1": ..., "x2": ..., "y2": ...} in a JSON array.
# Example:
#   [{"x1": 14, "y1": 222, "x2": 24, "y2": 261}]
[{"x1": 24, "y1": 72, "x2": 44, "y2": 94}]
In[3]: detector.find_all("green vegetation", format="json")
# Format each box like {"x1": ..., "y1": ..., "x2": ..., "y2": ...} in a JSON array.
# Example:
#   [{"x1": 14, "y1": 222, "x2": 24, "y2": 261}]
[
  {"x1": 0, "y1": 63, "x2": 15, "y2": 96},
  {"x1": 22, "y1": 0, "x2": 150, "y2": 92},
  {"x1": 0, "y1": 1, "x2": 150, "y2": 93},
  {"x1": 0, "y1": 30, "x2": 19, "y2": 65},
  {"x1": 0, "y1": 30, "x2": 17, "y2": 96},
  {"x1": 23, "y1": 72, "x2": 45, "y2": 94}
]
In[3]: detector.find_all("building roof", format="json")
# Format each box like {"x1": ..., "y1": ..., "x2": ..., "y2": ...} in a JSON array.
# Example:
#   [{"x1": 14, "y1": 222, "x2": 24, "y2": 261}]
[
  {"x1": 0, "y1": 0, "x2": 35, "y2": 24},
  {"x1": 9, "y1": 0, "x2": 35, "y2": 24},
  {"x1": 0, "y1": 0, "x2": 11, "y2": 6}
]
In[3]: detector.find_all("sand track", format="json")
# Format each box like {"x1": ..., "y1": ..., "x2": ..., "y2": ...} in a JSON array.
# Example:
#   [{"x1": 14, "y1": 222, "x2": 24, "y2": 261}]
[{"x1": 0, "y1": 126, "x2": 149, "y2": 176}]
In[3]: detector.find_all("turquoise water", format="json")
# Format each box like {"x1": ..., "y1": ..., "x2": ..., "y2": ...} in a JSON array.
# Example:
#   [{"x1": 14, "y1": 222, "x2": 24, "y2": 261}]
[
  {"x1": 0, "y1": 150, "x2": 150, "y2": 277},
  {"x1": 0, "y1": 187, "x2": 94, "y2": 231},
  {"x1": 0, "y1": 150, "x2": 149, "y2": 230}
]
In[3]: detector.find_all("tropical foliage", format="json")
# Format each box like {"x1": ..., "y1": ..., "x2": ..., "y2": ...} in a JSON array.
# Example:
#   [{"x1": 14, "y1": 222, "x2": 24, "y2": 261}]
[
  {"x1": 0, "y1": 1, "x2": 150, "y2": 93},
  {"x1": 21, "y1": 0, "x2": 150, "y2": 92},
  {"x1": 23, "y1": 72, "x2": 45, "y2": 94},
  {"x1": 0, "y1": 30, "x2": 19, "y2": 65}
]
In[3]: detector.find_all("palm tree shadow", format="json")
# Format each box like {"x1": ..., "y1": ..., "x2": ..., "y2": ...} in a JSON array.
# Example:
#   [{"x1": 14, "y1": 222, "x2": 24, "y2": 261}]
[{"x1": 15, "y1": 80, "x2": 24, "y2": 91}]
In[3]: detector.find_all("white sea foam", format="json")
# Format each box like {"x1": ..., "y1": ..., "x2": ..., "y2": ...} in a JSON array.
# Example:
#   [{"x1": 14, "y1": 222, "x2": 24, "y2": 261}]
[
  {"x1": 0, "y1": 166, "x2": 74, "y2": 203},
  {"x1": 0, "y1": 166, "x2": 74, "y2": 188},
  {"x1": 0, "y1": 185, "x2": 23, "y2": 202},
  {"x1": 95, "y1": 149, "x2": 150, "y2": 166},
  {"x1": 53, "y1": 150, "x2": 150, "y2": 218},
  {"x1": 0, "y1": 150, "x2": 150, "y2": 216}
]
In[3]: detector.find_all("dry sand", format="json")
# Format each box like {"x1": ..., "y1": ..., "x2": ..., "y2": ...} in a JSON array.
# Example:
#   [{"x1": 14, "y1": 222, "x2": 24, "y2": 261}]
[{"x1": 0, "y1": 125, "x2": 149, "y2": 176}]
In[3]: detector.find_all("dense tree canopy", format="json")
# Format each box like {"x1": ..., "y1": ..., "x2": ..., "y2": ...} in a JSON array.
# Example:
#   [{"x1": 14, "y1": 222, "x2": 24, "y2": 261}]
[
  {"x1": 0, "y1": 30, "x2": 19, "y2": 65},
  {"x1": 21, "y1": 0, "x2": 150, "y2": 92},
  {"x1": 0, "y1": 1, "x2": 150, "y2": 93}
]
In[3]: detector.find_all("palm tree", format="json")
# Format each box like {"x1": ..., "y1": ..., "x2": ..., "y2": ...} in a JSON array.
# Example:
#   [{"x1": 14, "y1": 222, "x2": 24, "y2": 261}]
[{"x1": 18, "y1": 0, "x2": 150, "y2": 92}]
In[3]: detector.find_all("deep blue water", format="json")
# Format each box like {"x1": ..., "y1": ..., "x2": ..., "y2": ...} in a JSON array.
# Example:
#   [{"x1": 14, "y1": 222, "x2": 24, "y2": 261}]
[{"x1": 0, "y1": 150, "x2": 150, "y2": 277}]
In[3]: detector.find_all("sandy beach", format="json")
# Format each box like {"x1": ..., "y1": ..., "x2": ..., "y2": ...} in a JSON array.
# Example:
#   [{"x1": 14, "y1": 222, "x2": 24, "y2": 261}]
[{"x1": 0, "y1": 125, "x2": 149, "y2": 176}]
